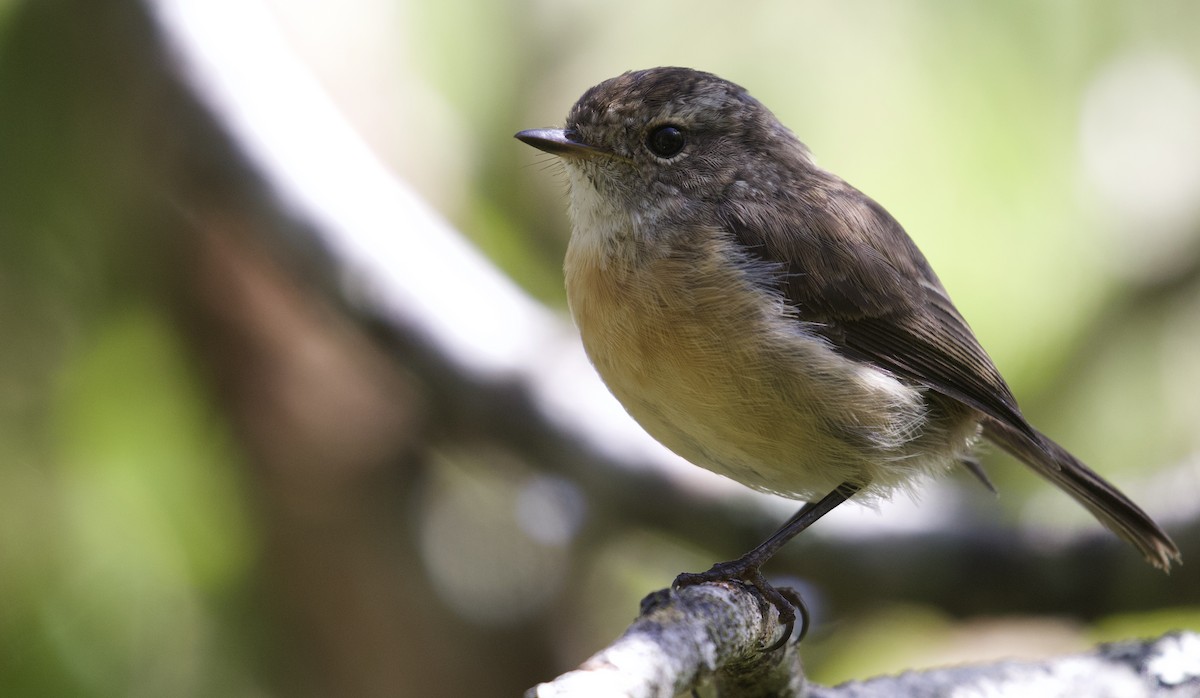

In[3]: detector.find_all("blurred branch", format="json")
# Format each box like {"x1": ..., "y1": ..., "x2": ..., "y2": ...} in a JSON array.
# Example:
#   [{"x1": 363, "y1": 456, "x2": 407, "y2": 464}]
[{"x1": 143, "y1": 0, "x2": 779, "y2": 569}]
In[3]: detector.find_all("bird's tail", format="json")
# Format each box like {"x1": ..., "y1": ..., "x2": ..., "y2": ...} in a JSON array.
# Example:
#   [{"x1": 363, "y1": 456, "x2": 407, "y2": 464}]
[{"x1": 982, "y1": 418, "x2": 1180, "y2": 570}]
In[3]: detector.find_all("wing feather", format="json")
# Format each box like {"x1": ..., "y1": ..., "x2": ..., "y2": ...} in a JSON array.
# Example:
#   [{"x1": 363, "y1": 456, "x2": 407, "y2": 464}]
[{"x1": 719, "y1": 175, "x2": 1037, "y2": 441}]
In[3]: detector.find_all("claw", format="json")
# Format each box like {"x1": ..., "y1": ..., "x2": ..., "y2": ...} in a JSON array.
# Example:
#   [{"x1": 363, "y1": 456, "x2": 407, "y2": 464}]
[
  {"x1": 668, "y1": 488, "x2": 853, "y2": 653},
  {"x1": 762, "y1": 614, "x2": 794, "y2": 653},
  {"x1": 674, "y1": 563, "x2": 809, "y2": 652},
  {"x1": 777, "y1": 586, "x2": 811, "y2": 644}
]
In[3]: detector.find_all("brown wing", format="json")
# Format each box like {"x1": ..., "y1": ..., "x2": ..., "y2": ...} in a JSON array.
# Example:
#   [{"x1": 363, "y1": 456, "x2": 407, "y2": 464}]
[
  {"x1": 719, "y1": 173, "x2": 1180, "y2": 568},
  {"x1": 719, "y1": 173, "x2": 1039, "y2": 443},
  {"x1": 715, "y1": 172, "x2": 1176, "y2": 570}
]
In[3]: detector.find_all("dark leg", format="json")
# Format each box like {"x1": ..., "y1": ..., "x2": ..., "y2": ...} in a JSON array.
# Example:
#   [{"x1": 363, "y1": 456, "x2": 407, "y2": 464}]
[{"x1": 674, "y1": 482, "x2": 859, "y2": 647}]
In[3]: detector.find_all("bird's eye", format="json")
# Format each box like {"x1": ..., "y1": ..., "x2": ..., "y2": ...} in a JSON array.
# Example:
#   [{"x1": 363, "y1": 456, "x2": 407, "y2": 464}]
[{"x1": 646, "y1": 125, "x2": 685, "y2": 158}]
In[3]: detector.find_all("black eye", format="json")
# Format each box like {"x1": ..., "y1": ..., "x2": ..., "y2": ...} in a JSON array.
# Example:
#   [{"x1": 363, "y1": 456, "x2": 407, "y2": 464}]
[{"x1": 646, "y1": 125, "x2": 685, "y2": 158}]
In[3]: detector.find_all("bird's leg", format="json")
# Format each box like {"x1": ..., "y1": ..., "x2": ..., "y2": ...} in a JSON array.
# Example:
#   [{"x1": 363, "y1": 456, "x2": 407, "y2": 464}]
[{"x1": 673, "y1": 482, "x2": 860, "y2": 648}]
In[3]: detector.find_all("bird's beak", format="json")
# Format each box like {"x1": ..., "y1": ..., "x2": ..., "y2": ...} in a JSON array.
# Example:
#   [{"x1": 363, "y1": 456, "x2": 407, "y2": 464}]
[{"x1": 515, "y1": 128, "x2": 607, "y2": 158}]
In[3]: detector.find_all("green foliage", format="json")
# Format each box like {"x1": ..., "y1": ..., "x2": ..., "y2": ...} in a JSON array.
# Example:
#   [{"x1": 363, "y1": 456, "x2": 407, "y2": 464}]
[{"x1": 0, "y1": 306, "x2": 257, "y2": 696}]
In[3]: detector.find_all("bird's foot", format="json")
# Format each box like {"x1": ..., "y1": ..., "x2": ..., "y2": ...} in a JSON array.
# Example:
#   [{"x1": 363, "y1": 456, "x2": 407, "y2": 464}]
[{"x1": 673, "y1": 560, "x2": 809, "y2": 651}]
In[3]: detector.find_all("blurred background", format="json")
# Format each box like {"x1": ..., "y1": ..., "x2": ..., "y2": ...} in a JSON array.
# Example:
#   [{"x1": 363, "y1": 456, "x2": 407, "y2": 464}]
[{"x1": 1, "y1": 0, "x2": 1199, "y2": 695}]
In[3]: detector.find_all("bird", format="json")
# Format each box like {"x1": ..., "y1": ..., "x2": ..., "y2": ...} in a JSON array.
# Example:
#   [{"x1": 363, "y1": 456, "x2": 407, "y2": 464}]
[{"x1": 515, "y1": 66, "x2": 1180, "y2": 640}]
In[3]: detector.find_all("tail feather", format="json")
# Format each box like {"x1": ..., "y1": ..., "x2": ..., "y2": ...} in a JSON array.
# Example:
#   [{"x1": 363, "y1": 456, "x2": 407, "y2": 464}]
[{"x1": 982, "y1": 418, "x2": 1180, "y2": 571}]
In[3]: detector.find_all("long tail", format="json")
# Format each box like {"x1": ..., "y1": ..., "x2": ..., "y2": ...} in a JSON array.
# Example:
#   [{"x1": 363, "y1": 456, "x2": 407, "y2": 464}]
[{"x1": 982, "y1": 418, "x2": 1180, "y2": 570}]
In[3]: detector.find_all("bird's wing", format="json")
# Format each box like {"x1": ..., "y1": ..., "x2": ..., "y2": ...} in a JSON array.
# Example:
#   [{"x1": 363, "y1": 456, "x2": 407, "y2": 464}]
[
  {"x1": 719, "y1": 173, "x2": 1038, "y2": 442},
  {"x1": 719, "y1": 172, "x2": 1179, "y2": 569}
]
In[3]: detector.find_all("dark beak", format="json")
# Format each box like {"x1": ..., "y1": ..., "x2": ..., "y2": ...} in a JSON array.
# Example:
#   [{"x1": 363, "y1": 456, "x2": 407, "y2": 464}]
[{"x1": 514, "y1": 128, "x2": 607, "y2": 158}]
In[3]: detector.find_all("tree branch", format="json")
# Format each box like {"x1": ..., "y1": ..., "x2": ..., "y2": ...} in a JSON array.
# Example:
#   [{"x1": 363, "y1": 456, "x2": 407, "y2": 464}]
[
  {"x1": 526, "y1": 584, "x2": 803, "y2": 698},
  {"x1": 529, "y1": 586, "x2": 1200, "y2": 698},
  {"x1": 811, "y1": 631, "x2": 1200, "y2": 698}
]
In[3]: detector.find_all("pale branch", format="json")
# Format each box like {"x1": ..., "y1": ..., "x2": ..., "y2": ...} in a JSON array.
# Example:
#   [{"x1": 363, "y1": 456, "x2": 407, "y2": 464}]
[
  {"x1": 529, "y1": 585, "x2": 1200, "y2": 698},
  {"x1": 526, "y1": 583, "x2": 804, "y2": 698},
  {"x1": 810, "y1": 631, "x2": 1200, "y2": 698}
]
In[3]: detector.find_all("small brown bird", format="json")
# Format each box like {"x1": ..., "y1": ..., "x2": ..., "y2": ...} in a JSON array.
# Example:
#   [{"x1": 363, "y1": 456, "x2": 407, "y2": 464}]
[{"x1": 516, "y1": 67, "x2": 1179, "y2": 636}]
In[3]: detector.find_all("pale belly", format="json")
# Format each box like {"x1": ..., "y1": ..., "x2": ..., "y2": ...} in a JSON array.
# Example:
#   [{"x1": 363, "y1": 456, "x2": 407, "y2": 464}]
[{"x1": 564, "y1": 241, "x2": 970, "y2": 500}]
